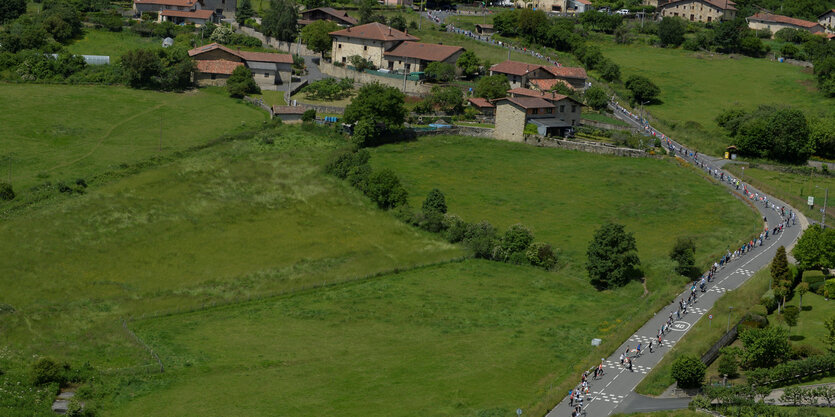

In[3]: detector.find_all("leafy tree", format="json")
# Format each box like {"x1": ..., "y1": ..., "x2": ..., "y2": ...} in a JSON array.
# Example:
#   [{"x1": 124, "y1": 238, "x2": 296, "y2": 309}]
[
  {"x1": 350, "y1": 117, "x2": 379, "y2": 148},
  {"x1": 499, "y1": 224, "x2": 534, "y2": 258},
  {"x1": 429, "y1": 85, "x2": 463, "y2": 114},
  {"x1": 739, "y1": 35, "x2": 767, "y2": 58},
  {"x1": 517, "y1": 8, "x2": 547, "y2": 40},
  {"x1": 237, "y1": 0, "x2": 255, "y2": 22},
  {"x1": 671, "y1": 355, "x2": 706, "y2": 388},
  {"x1": 211, "y1": 25, "x2": 233, "y2": 44},
  {"x1": 715, "y1": 108, "x2": 748, "y2": 137},
  {"x1": 670, "y1": 237, "x2": 697, "y2": 278},
  {"x1": 739, "y1": 326, "x2": 791, "y2": 369},
  {"x1": 365, "y1": 168, "x2": 407, "y2": 209},
  {"x1": 475, "y1": 74, "x2": 510, "y2": 100},
  {"x1": 579, "y1": 9, "x2": 623, "y2": 34},
  {"x1": 41, "y1": 2, "x2": 83, "y2": 43},
  {"x1": 226, "y1": 65, "x2": 260, "y2": 98},
  {"x1": 262, "y1": 0, "x2": 298, "y2": 43},
  {"x1": 771, "y1": 246, "x2": 791, "y2": 288},
  {"x1": 658, "y1": 17, "x2": 685, "y2": 47},
  {"x1": 443, "y1": 214, "x2": 466, "y2": 243},
  {"x1": 586, "y1": 222, "x2": 642, "y2": 290},
  {"x1": 767, "y1": 107, "x2": 812, "y2": 164},
  {"x1": 0, "y1": 182, "x2": 15, "y2": 201},
  {"x1": 598, "y1": 59, "x2": 621, "y2": 82},
  {"x1": 583, "y1": 85, "x2": 608, "y2": 111},
  {"x1": 349, "y1": 54, "x2": 375, "y2": 71},
  {"x1": 457, "y1": 50, "x2": 481, "y2": 79},
  {"x1": 717, "y1": 350, "x2": 739, "y2": 378},
  {"x1": 302, "y1": 109, "x2": 316, "y2": 122},
  {"x1": 302, "y1": 0, "x2": 329, "y2": 8},
  {"x1": 625, "y1": 75, "x2": 660, "y2": 105},
  {"x1": 301, "y1": 20, "x2": 339, "y2": 59},
  {"x1": 389, "y1": 14, "x2": 406, "y2": 31},
  {"x1": 344, "y1": 82, "x2": 406, "y2": 127},
  {"x1": 463, "y1": 221, "x2": 497, "y2": 259},
  {"x1": 493, "y1": 9, "x2": 519, "y2": 37},
  {"x1": 0, "y1": 0, "x2": 26, "y2": 23},
  {"x1": 120, "y1": 49, "x2": 161, "y2": 88},
  {"x1": 714, "y1": 18, "x2": 745, "y2": 53},
  {"x1": 32, "y1": 357, "x2": 68, "y2": 385},
  {"x1": 526, "y1": 242, "x2": 557, "y2": 269},
  {"x1": 824, "y1": 315, "x2": 835, "y2": 353},
  {"x1": 810, "y1": 117, "x2": 835, "y2": 159},
  {"x1": 792, "y1": 226, "x2": 835, "y2": 271},
  {"x1": 358, "y1": 0, "x2": 375, "y2": 24},
  {"x1": 425, "y1": 62, "x2": 455, "y2": 82},
  {"x1": 783, "y1": 305, "x2": 799, "y2": 330},
  {"x1": 422, "y1": 188, "x2": 447, "y2": 214},
  {"x1": 796, "y1": 282, "x2": 809, "y2": 310}
]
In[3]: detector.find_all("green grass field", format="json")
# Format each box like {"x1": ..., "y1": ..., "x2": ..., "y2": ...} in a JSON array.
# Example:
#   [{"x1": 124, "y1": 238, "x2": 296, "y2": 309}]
[
  {"x1": 770, "y1": 292, "x2": 834, "y2": 348},
  {"x1": 66, "y1": 29, "x2": 160, "y2": 57},
  {"x1": 582, "y1": 111, "x2": 630, "y2": 127},
  {"x1": 596, "y1": 40, "x2": 835, "y2": 155},
  {"x1": 448, "y1": 13, "x2": 494, "y2": 31},
  {"x1": 0, "y1": 84, "x2": 267, "y2": 195},
  {"x1": 724, "y1": 165, "x2": 835, "y2": 227},
  {"x1": 114, "y1": 259, "x2": 669, "y2": 417},
  {"x1": 0, "y1": 126, "x2": 462, "y2": 374},
  {"x1": 249, "y1": 89, "x2": 287, "y2": 106},
  {"x1": 370, "y1": 135, "x2": 761, "y2": 270}
]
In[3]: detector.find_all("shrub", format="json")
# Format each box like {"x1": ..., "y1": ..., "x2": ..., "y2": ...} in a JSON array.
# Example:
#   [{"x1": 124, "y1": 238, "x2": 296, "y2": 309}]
[
  {"x1": 365, "y1": 168, "x2": 407, "y2": 210},
  {"x1": 584, "y1": 85, "x2": 608, "y2": 111},
  {"x1": 325, "y1": 148, "x2": 370, "y2": 179},
  {"x1": 424, "y1": 61, "x2": 455, "y2": 82},
  {"x1": 718, "y1": 352, "x2": 739, "y2": 378},
  {"x1": 227, "y1": 65, "x2": 260, "y2": 98},
  {"x1": 783, "y1": 305, "x2": 799, "y2": 328},
  {"x1": 463, "y1": 221, "x2": 497, "y2": 259},
  {"x1": 826, "y1": 278, "x2": 835, "y2": 298},
  {"x1": 349, "y1": 55, "x2": 375, "y2": 71},
  {"x1": 586, "y1": 222, "x2": 642, "y2": 290},
  {"x1": 443, "y1": 214, "x2": 467, "y2": 243},
  {"x1": 747, "y1": 353, "x2": 835, "y2": 387},
  {"x1": 422, "y1": 188, "x2": 447, "y2": 214},
  {"x1": 0, "y1": 182, "x2": 14, "y2": 201},
  {"x1": 501, "y1": 224, "x2": 534, "y2": 255},
  {"x1": 670, "y1": 237, "x2": 697, "y2": 278},
  {"x1": 760, "y1": 289, "x2": 778, "y2": 313},
  {"x1": 671, "y1": 355, "x2": 706, "y2": 388},
  {"x1": 32, "y1": 357, "x2": 69, "y2": 386},
  {"x1": 526, "y1": 242, "x2": 557, "y2": 269},
  {"x1": 302, "y1": 109, "x2": 316, "y2": 122}
]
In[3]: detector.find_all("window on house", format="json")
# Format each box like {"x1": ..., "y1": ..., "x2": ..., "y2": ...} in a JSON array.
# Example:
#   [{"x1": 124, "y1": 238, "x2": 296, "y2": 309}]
[
  {"x1": 363, "y1": 45, "x2": 367, "y2": 51},
  {"x1": 707, "y1": 16, "x2": 712, "y2": 22},
  {"x1": 546, "y1": 108, "x2": 553, "y2": 114},
  {"x1": 211, "y1": 74, "x2": 216, "y2": 79},
  {"x1": 532, "y1": 108, "x2": 538, "y2": 114},
  {"x1": 338, "y1": 44, "x2": 342, "y2": 49},
  {"x1": 265, "y1": 73, "x2": 269, "y2": 77},
  {"x1": 690, "y1": 14, "x2": 694, "y2": 21},
  {"x1": 572, "y1": 105, "x2": 577, "y2": 112},
  {"x1": 342, "y1": 57, "x2": 346, "y2": 63},
  {"x1": 560, "y1": 105, "x2": 565, "y2": 112}
]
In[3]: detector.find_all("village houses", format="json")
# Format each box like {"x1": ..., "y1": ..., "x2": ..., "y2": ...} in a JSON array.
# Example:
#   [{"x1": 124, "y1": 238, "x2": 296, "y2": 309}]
[
  {"x1": 188, "y1": 43, "x2": 293, "y2": 88},
  {"x1": 133, "y1": 0, "x2": 233, "y2": 23},
  {"x1": 819, "y1": 9, "x2": 835, "y2": 31},
  {"x1": 658, "y1": 0, "x2": 737, "y2": 23},
  {"x1": 490, "y1": 60, "x2": 588, "y2": 91},
  {"x1": 329, "y1": 22, "x2": 419, "y2": 68},
  {"x1": 299, "y1": 7, "x2": 358, "y2": 27},
  {"x1": 747, "y1": 13, "x2": 826, "y2": 37}
]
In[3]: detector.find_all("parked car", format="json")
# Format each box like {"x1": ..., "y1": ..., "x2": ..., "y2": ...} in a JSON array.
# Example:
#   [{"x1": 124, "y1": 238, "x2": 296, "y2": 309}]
[{"x1": 615, "y1": 8, "x2": 629, "y2": 15}]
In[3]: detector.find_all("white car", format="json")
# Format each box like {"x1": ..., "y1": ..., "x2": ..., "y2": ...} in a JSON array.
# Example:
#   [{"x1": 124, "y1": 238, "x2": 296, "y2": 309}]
[{"x1": 616, "y1": 9, "x2": 629, "y2": 15}]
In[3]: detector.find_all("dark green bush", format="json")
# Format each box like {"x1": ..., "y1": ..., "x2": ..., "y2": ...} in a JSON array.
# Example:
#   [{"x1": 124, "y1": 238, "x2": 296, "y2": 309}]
[
  {"x1": 0, "y1": 182, "x2": 14, "y2": 200},
  {"x1": 672, "y1": 355, "x2": 706, "y2": 388}
]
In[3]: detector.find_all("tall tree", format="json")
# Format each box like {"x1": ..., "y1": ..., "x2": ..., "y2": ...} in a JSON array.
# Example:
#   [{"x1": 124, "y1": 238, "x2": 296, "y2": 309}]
[
  {"x1": 358, "y1": 0, "x2": 375, "y2": 24},
  {"x1": 658, "y1": 17, "x2": 686, "y2": 47},
  {"x1": 262, "y1": 0, "x2": 298, "y2": 43},
  {"x1": 300, "y1": 20, "x2": 339, "y2": 59},
  {"x1": 227, "y1": 65, "x2": 261, "y2": 98},
  {"x1": 237, "y1": 0, "x2": 255, "y2": 22},
  {"x1": 456, "y1": 51, "x2": 481, "y2": 79},
  {"x1": 0, "y1": 0, "x2": 26, "y2": 23},
  {"x1": 474, "y1": 74, "x2": 510, "y2": 100},
  {"x1": 670, "y1": 237, "x2": 697, "y2": 278},
  {"x1": 792, "y1": 226, "x2": 835, "y2": 271},
  {"x1": 586, "y1": 222, "x2": 642, "y2": 290},
  {"x1": 625, "y1": 74, "x2": 660, "y2": 105}
]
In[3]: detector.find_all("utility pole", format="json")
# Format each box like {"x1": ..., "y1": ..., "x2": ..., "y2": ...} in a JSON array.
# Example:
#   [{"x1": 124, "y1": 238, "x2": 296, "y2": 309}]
[{"x1": 823, "y1": 187, "x2": 829, "y2": 229}]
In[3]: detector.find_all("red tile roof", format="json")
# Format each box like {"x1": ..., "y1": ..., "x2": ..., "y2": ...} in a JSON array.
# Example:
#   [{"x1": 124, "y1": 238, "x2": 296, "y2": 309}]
[
  {"x1": 238, "y1": 50, "x2": 293, "y2": 64},
  {"x1": 542, "y1": 65, "x2": 587, "y2": 79},
  {"x1": 662, "y1": 0, "x2": 736, "y2": 11},
  {"x1": 507, "y1": 87, "x2": 571, "y2": 102},
  {"x1": 272, "y1": 106, "x2": 307, "y2": 114},
  {"x1": 748, "y1": 13, "x2": 821, "y2": 29},
  {"x1": 384, "y1": 41, "x2": 463, "y2": 62},
  {"x1": 575, "y1": 0, "x2": 591, "y2": 4},
  {"x1": 475, "y1": 23, "x2": 493, "y2": 29},
  {"x1": 300, "y1": 7, "x2": 358, "y2": 25},
  {"x1": 134, "y1": 0, "x2": 197, "y2": 6},
  {"x1": 496, "y1": 96, "x2": 554, "y2": 109},
  {"x1": 195, "y1": 59, "x2": 243, "y2": 74},
  {"x1": 188, "y1": 42, "x2": 240, "y2": 58},
  {"x1": 530, "y1": 78, "x2": 573, "y2": 91},
  {"x1": 160, "y1": 9, "x2": 214, "y2": 19},
  {"x1": 490, "y1": 60, "x2": 544, "y2": 76},
  {"x1": 329, "y1": 22, "x2": 418, "y2": 42},
  {"x1": 468, "y1": 97, "x2": 495, "y2": 108}
]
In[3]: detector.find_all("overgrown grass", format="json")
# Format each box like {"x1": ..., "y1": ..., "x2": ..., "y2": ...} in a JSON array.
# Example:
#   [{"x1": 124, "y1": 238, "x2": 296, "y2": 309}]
[
  {"x1": 595, "y1": 39, "x2": 835, "y2": 155},
  {"x1": 0, "y1": 126, "x2": 463, "y2": 391},
  {"x1": 636, "y1": 267, "x2": 772, "y2": 395},
  {"x1": 582, "y1": 111, "x2": 630, "y2": 127},
  {"x1": 724, "y1": 165, "x2": 835, "y2": 227},
  {"x1": 114, "y1": 259, "x2": 673, "y2": 417},
  {"x1": 0, "y1": 84, "x2": 267, "y2": 195},
  {"x1": 66, "y1": 29, "x2": 160, "y2": 57}
]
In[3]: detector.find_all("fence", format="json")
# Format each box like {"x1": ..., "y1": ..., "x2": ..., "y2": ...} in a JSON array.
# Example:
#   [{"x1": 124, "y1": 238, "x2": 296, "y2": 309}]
[
  {"x1": 320, "y1": 61, "x2": 432, "y2": 96},
  {"x1": 243, "y1": 96, "x2": 271, "y2": 113},
  {"x1": 121, "y1": 319, "x2": 165, "y2": 373},
  {"x1": 700, "y1": 322, "x2": 740, "y2": 366},
  {"x1": 581, "y1": 118, "x2": 638, "y2": 133}
]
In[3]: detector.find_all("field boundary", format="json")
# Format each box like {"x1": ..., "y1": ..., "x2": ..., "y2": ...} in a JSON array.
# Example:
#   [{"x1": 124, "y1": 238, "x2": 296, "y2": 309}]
[{"x1": 121, "y1": 319, "x2": 165, "y2": 373}]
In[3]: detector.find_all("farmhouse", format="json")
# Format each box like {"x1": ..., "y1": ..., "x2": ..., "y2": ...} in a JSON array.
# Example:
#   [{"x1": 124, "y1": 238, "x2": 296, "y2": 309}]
[
  {"x1": 494, "y1": 90, "x2": 582, "y2": 142},
  {"x1": 818, "y1": 9, "x2": 835, "y2": 30},
  {"x1": 659, "y1": 0, "x2": 737, "y2": 23},
  {"x1": 507, "y1": 87, "x2": 582, "y2": 125},
  {"x1": 271, "y1": 106, "x2": 306, "y2": 122},
  {"x1": 747, "y1": 13, "x2": 825, "y2": 36},
  {"x1": 159, "y1": 9, "x2": 216, "y2": 25},
  {"x1": 329, "y1": 22, "x2": 418, "y2": 68},
  {"x1": 133, "y1": 0, "x2": 201, "y2": 15},
  {"x1": 475, "y1": 24, "x2": 495, "y2": 36},
  {"x1": 514, "y1": 0, "x2": 568, "y2": 13},
  {"x1": 530, "y1": 78, "x2": 574, "y2": 92},
  {"x1": 489, "y1": 61, "x2": 553, "y2": 89},
  {"x1": 383, "y1": 42, "x2": 464, "y2": 72},
  {"x1": 543, "y1": 65, "x2": 587, "y2": 90},
  {"x1": 133, "y1": 0, "x2": 233, "y2": 18},
  {"x1": 188, "y1": 43, "x2": 293, "y2": 88},
  {"x1": 299, "y1": 7, "x2": 358, "y2": 27}
]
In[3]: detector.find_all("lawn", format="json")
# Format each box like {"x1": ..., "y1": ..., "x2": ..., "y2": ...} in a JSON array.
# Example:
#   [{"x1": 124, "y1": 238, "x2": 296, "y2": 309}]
[
  {"x1": 769, "y1": 292, "x2": 834, "y2": 350},
  {"x1": 370, "y1": 135, "x2": 762, "y2": 270},
  {"x1": 724, "y1": 165, "x2": 835, "y2": 227},
  {"x1": 596, "y1": 40, "x2": 835, "y2": 155},
  {"x1": 250, "y1": 89, "x2": 287, "y2": 106},
  {"x1": 0, "y1": 84, "x2": 268, "y2": 197},
  {"x1": 0, "y1": 126, "x2": 463, "y2": 381},
  {"x1": 291, "y1": 91, "x2": 354, "y2": 107},
  {"x1": 582, "y1": 110, "x2": 630, "y2": 127},
  {"x1": 114, "y1": 259, "x2": 671, "y2": 417},
  {"x1": 66, "y1": 29, "x2": 160, "y2": 57},
  {"x1": 448, "y1": 13, "x2": 494, "y2": 31}
]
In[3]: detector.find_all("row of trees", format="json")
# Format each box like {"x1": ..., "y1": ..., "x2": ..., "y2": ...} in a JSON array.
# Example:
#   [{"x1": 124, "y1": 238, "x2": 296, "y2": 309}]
[{"x1": 715, "y1": 105, "x2": 821, "y2": 164}]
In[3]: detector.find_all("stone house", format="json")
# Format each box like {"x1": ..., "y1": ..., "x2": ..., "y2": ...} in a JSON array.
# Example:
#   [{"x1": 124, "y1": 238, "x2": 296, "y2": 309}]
[
  {"x1": 747, "y1": 13, "x2": 826, "y2": 36},
  {"x1": 188, "y1": 43, "x2": 292, "y2": 87},
  {"x1": 134, "y1": 0, "x2": 233, "y2": 18},
  {"x1": 820, "y1": 9, "x2": 835, "y2": 30},
  {"x1": 514, "y1": 0, "x2": 568, "y2": 13},
  {"x1": 329, "y1": 22, "x2": 419, "y2": 68},
  {"x1": 659, "y1": 0, "x2": 737, "y2": 23},
  {"x1": 272, "y1": 106, "x2": 306, "y2": 122},
  {"x1": 200, "y1": 0, "x2": 235, "y2": 17},
  {"x1": 467, "y1": 97, "x2": 495, "y2": 116},
  {"x1": 159, "y1": 9, "x2": 216, "y2": 25},
  {"x1": 494, "y1": 97, "x2": 556, "y2": 142},
  {"x1": 489, "y1": 61, "x2": 553, "y2": 89},
  {"x1": 299, "y1": 7, "x2": 358, "y2": 27},
  {"x1": 542, "y1": 65, "x2": 587, "y2": 90},
  {"x1": 383, "y1": 41, "x2": 464, "y2": 72},
  {"x1": 133, "y1": 0, "x2": 202, "y2": 16},
  {"x1": 506, "y1": 87, "x2": 582, "y2": 130},
  {"x1": 571, "y1": 0, "x2": 591, "y2": 13},
  {"x1": 475, "y1": 24, "x2": 494, "y2": 36},
  {"x1": 530, "y1": 78, "x2": 574, "y2": 92}
]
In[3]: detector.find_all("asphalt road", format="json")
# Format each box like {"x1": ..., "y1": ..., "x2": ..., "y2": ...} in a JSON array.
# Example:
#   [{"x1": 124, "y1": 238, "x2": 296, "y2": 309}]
[{"x1": 542, "y1": 105, "x2": 804, "y2": 417}]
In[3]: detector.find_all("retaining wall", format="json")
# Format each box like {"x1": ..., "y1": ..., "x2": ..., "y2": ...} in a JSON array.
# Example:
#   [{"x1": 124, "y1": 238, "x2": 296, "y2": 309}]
[
  {"x1": 231, "y1": 23, "x2": 317, "y2": 56},
  {"x1": 523, "y1": 134, "x2": 650, "y2": 158},
  {"x1": 320, "y1": 61, "x2": 431, "y2": 96}
]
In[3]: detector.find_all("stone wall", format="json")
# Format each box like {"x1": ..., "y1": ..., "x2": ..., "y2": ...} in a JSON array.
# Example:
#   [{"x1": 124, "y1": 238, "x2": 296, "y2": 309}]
[
  {"x1": 494, "y1": 103, "x2": 526, "y2": 142},
  {"x1": 295, "y1": 102, "x2": 346, "y2": 115},
  {"x1": 319, "y1": 61, "x2": 431, "y2": 96},
  {"x1": 231, "y1": 23, "x2": 317, "y2": 55},
  {"x1": 523, "y1": 134, "x2": 650, "y2": 157}
]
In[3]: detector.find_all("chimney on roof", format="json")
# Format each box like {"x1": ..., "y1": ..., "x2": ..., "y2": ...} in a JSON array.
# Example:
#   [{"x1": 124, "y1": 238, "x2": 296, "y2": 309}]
[{"x1": 389, "y1": 27, "x2": 392, "y2": 35}]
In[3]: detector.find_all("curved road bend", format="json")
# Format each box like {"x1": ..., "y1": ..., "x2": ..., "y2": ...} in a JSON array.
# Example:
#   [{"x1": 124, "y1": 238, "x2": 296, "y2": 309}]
[{"x1": 543, "y1": 105, "x2": 804, "y2": 417}]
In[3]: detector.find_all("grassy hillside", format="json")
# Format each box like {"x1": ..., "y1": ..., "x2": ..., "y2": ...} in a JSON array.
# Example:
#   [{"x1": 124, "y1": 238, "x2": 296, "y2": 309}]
[
  {"x1": 116, "y1": 259, "x2": 661, "y2": 417},
  {"x1": 597, "y1": 41, "x2": 835, "y2": 154},
  {"x1": 371, "y1": 135, "x2": 762, "y2": 278},
  {"x1": 0, "y1": 84, "x2": 267, "y2": 194},
  {"x1": 0, "y1": 126, "x2": 463, "y2": 375}
]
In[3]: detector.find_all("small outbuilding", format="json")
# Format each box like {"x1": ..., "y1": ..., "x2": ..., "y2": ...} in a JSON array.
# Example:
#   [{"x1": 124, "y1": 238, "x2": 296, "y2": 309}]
[
  {"x1": 467, "y1": 97, "x2": 495, "y2": 116},
  {"x1": 475, "y1": 24, "x2": 494, "y2": 36},
  {"x1": 272, "y1": 105, "x2": 306, "y2": 122}
]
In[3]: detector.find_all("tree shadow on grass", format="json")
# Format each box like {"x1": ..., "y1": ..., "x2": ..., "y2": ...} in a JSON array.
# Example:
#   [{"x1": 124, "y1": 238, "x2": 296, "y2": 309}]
[
  {"x1": 802, "y1": 306, "x2": 813, "y2": 312},
  {"x1": 789, "y1": 335, "x2": 805, "y2": 341}
]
